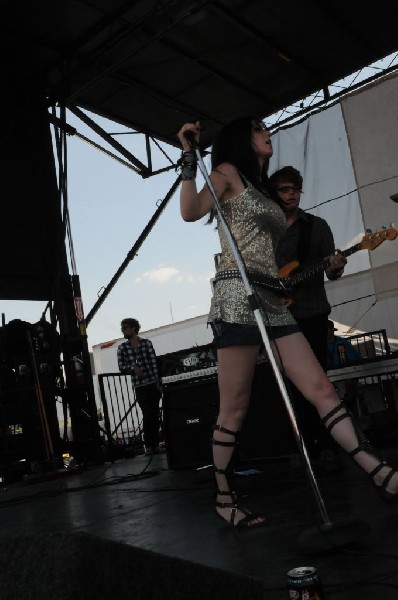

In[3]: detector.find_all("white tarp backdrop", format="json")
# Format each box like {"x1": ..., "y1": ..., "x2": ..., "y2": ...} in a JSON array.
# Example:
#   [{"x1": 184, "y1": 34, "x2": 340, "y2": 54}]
[{"x1": 269, "y1": 72, "x2": 398, "y2": 346}]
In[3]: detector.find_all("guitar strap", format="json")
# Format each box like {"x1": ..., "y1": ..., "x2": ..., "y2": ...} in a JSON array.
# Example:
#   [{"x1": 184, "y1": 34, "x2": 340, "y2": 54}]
[{"x1": 297, "y1": 213, "x2": 315, "y2": 262}]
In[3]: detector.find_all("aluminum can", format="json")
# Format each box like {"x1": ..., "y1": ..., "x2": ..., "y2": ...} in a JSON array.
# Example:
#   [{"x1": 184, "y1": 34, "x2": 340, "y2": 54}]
[{"x1": 286, "y1": 566, "x2": 324, "y2": 600}]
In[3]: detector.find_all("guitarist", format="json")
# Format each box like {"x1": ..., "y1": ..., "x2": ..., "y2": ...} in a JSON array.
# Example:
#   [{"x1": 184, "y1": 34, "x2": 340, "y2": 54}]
[{"x1": 270, "y1": 166, "x2": 347, "y2": 473}]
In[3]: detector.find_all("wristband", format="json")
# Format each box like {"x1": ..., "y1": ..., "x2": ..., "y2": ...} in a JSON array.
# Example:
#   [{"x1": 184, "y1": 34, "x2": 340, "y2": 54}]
[{"x1": 180, "y1": 151, "x2": 197, "y2": 180}]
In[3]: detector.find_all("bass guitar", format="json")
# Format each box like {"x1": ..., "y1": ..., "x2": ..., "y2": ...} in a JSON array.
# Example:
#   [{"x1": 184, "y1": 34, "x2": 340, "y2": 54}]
[
  {"x1": 278, "y1": 226, "x2": 397, "y2": 307},
  {"x1": 213, "y1": 227, "x2": 397, "y2": 302}
]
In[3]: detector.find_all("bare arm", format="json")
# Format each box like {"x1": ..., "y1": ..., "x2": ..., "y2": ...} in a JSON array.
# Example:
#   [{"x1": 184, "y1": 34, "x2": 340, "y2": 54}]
[
  {"x1": 180, "y1": 169, "x2": 232, "y2": 222},
  {"x1": 177, "y1": 122, "x2": 236, "y2": 222}
]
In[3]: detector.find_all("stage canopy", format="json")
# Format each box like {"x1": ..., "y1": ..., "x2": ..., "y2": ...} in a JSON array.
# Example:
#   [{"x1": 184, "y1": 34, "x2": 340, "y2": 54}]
[{"x1": 3, "y1": 0, "x2": 398, "y2": 149}]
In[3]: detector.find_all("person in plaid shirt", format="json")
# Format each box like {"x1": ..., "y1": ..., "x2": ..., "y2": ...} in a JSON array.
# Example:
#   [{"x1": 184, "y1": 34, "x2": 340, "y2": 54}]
[{"x1": 117, "y1": 318, "x2": 163, "y2": 456}]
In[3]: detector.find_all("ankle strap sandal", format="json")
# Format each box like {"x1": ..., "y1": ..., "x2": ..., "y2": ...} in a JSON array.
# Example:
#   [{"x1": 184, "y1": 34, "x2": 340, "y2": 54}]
[
  {"x1": 212, "y1": 424, "x2": 238, "y2": 479},
  {"x1": 322, "y1": 405, "x2": 398, "y2": 502},
  {"x1": 215, "y1": 490, "x2": 265, "y2": 527},
  {"x1": 212, "y1": 423, "x2": 239, "y2": 446},
  {"x1": 212, "y1": 424, "x2": 266, "y2": 528},
  {"x1": 350, "y1": 446, "x2": 398, "y2": 503},
  {"x1": 321, "y1": 404, "x2": 350, "y2": 432}
]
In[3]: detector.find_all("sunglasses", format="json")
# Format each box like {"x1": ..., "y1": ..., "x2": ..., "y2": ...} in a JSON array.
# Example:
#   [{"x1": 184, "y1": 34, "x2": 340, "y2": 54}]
[{"x1": 276, "y1": 185, "x2": 302, "y2": 194}]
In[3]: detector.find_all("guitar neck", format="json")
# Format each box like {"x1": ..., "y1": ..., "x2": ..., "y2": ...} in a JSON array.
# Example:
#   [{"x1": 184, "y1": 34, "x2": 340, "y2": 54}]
[
  {"x1": 290, "y1": 243, "x2": 361, "y2": 285},
  {"x1": 285, "y1": 227, "x2": 397, "y2": 287}
]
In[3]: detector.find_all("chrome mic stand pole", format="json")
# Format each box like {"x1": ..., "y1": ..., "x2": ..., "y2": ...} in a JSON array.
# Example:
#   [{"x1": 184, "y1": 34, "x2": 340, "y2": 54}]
[{"x1": 190, "y1": 138, "x2": 370, "y2": 551}]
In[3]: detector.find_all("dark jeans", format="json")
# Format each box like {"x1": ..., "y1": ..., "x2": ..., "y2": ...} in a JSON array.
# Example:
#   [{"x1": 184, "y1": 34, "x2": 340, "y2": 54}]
[
  {"x1": 289, "y1": 313, "x2": 335, "y2": 458},
  {"x1": 135, "y1": 383, "x2": 161, "y2": 449}
]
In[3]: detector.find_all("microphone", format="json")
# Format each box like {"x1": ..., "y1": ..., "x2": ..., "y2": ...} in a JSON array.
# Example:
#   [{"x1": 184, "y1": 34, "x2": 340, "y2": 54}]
[
  {"x1": 184, "y1": 129, "x2": 198, "y2": 149},
  {"x1": 184, "y1": 119, "x2": 206, "y2": 149}
]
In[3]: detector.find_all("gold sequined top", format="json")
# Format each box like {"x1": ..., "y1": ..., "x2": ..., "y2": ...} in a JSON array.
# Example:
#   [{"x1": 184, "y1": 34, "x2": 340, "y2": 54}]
[{"x1": 208, "y1": 179, "x2": 297, "y2": 327}]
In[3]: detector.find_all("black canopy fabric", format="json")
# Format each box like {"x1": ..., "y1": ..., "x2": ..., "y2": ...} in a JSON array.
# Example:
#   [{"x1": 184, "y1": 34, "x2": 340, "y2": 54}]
[
  {"x1": 2, "y1": 0, "x2": 398, "y2": 149},
  {"x1": 0, "y1": 74, "x2": 65, "y2": 300}
]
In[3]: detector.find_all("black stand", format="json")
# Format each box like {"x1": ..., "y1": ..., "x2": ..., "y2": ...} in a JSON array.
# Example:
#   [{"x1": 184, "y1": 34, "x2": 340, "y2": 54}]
[{"x1": 190, "y1": 138, "x2": 370, "y2": 552}]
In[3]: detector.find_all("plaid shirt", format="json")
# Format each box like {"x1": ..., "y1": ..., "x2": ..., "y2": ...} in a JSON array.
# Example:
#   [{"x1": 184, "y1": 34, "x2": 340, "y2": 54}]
[{"x1": 117, "y1": 337, "x2": 159, "y2": 388}]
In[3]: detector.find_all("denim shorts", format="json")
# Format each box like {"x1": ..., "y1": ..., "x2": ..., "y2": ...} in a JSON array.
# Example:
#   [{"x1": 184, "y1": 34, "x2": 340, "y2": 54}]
[{"x1": 210, "y1": 320, "x2": 300, "y2": 349}]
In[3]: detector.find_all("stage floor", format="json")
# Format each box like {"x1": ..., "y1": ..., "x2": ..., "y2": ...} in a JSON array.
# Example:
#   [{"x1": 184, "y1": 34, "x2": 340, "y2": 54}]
[{"x1": 1, "y1": 445, "x2": 398, "y2": 599}]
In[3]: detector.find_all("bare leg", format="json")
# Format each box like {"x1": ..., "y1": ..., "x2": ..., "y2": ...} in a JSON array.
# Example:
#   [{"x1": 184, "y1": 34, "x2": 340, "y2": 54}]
[
  {"x1": 214, "y1": 344, "x2": 266, "y2": 526},
  {"x1": 275, "y1": 332, "x2": 398, "y2": 495}
]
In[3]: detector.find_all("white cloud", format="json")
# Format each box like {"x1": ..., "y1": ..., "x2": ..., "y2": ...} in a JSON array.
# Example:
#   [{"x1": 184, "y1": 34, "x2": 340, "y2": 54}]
[{"x1": 134, "y1": 266, "x2": 201, "y2": 284}]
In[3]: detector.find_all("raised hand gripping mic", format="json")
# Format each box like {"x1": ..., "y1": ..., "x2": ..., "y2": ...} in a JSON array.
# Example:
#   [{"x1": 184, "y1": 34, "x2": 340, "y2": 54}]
[
  {"x1": 184, "y1": 119, "x2": 206, "y2": 149},
  {"x1": 185, "y1": 130, "x2": 198, "y2": 148}
]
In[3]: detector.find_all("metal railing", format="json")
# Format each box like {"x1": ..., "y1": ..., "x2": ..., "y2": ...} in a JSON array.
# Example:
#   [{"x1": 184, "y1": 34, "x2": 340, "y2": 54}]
[
  {"x1": 345, "y1": 329, "x2": 390, "y2": 361},
  {"x1": 97, "y1": 373, "x2": 145, "y2": 461}
]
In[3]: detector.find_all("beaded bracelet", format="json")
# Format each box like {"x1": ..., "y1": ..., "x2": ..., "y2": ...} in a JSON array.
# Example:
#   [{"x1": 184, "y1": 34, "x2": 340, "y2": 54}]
[{"x1": 182, "y1": 150, "x2": 196, "y2": 158}]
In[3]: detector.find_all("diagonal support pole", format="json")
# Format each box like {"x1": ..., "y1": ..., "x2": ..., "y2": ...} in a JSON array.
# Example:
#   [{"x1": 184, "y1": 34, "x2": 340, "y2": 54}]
[{"x1": 85, "y1": 174, "x2": 181, "y2": 326}]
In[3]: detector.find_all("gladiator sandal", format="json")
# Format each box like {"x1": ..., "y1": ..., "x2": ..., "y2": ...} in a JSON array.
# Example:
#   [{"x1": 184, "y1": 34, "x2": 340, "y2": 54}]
[
  {"x1": 349, "y1": 448, "x2": 398, "y2": 503},
  {"x1": 212, "y1": 424, "x2": 266, "y2": 528},
  {"x1": 322, "y1": 405, "x2": 398, "y2": 503}
]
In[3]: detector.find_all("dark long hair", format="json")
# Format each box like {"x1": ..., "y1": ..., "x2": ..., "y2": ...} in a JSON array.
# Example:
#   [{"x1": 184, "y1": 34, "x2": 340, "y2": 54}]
[
  {"x1": 207, "y1": 117, "x2": 280, "y2": 223},
  {"x1": 212, "y1": 118, "x2": 270, "y2": 185}
]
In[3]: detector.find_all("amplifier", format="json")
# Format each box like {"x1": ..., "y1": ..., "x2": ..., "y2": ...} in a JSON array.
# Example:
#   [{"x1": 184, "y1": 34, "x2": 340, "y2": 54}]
[
  {"x1": 162, "y1": 375, "x2": 219, "y2": 470},
  {"x1": 162, "y1": 363, "x2": 295, "y2": 469},
  {"x1": 239, "y1": 362, "x2": 295, "y2": 460}
]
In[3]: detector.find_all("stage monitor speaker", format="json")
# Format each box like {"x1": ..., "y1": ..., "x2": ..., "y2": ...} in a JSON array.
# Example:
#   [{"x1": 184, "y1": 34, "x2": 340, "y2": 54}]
[
  {"x1": 162, "y1": 363, "x2": 295, "y2": 469},
  {"x1": 238, "y1": 361, "x2": 295, "y2": 461},
  {"x1": 162, "y1": 376, "x2": 219, "y2": 470}
]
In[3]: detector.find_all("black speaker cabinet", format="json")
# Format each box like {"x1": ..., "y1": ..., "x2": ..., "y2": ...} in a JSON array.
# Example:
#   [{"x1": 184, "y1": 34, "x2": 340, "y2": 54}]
[
  {"x1": 163, "y1": 376, "x2": 219, "y2": 469},
  {"x1": 238, "y1": 361, "x2": 295, "y2": 461},
  {"x1": 162, "y1": 364, "x2": 295, "y2": 469}
]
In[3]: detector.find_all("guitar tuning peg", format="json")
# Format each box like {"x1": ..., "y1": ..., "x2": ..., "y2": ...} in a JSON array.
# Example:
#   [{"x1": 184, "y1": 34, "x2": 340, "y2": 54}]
[
  {"x1": 365, "y1": 228, "x2": 372, "y2": 233},
  {"x1": 381, "y1": 225, "x2": 387, "y2": 229}
]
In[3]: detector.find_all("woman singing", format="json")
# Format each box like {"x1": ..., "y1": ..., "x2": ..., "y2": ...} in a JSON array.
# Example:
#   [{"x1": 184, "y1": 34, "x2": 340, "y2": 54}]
[{"x1": 177, "y1": 118, "x2": 398, "y2": 528}]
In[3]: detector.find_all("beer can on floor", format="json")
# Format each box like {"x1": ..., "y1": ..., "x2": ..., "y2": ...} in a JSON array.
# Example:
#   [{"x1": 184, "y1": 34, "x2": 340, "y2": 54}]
[{"x1": 286, "y1": 566, "x2": 325, "y2": 600}]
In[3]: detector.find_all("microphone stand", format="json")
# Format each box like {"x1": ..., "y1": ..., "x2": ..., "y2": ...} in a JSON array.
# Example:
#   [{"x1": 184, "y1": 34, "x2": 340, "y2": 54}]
[{"x1": 189, "y1": 137, "x2": 370, "y2": 552}]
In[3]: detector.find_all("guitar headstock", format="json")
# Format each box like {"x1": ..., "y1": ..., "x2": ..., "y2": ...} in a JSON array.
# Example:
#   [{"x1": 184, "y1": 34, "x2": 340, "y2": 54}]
[{"x1": 359, "y1": 227, "x2": 398, "y2": 251}]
